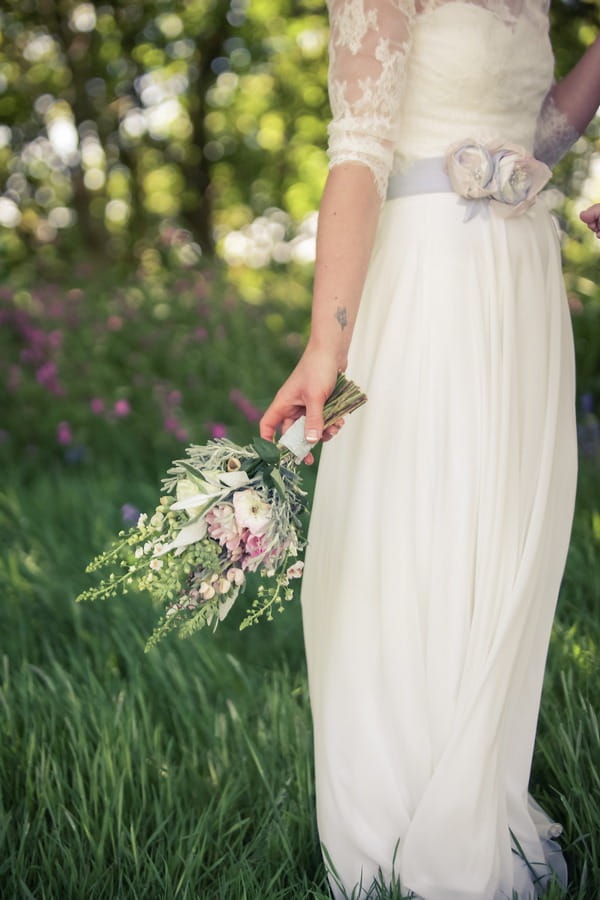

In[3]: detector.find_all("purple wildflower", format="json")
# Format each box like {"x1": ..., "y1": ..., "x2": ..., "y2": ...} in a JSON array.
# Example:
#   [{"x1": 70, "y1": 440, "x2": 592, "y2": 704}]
[
  {"x1": 209, "y1": 422, "x2": 227, "y2": 439},
  {"x1": 121, "y1": 503, "x2": 141, "y2": 524},
  {"x1": 230, "y1": 388, "x2": 261, "y2": 424},
  {"x1": 57, "y1": 421, "x2": 73, "y2": 445}
]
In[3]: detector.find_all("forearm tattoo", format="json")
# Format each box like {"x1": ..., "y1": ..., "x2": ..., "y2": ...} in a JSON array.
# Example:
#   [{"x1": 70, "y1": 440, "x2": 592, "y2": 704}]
[{"x1": 335, "y1": 306, "x2": 348, "y2": 331}]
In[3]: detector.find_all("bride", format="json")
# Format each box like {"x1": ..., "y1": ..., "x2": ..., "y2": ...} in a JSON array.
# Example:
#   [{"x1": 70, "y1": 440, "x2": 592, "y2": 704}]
[{"x1": 260, "y1": 2, "x2": 600, "y2": 897}]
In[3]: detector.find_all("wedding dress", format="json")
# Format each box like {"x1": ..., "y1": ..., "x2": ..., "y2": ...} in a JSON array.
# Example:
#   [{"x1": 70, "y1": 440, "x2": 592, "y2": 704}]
[{"x1": 300, "y1": 1, "x2": 579, "y2": 897}]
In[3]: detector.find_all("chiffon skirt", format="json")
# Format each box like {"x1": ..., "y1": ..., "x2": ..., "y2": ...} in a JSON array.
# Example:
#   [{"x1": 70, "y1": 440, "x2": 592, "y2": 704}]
[{"x1": 301, "y1": 191, "x2": 577, "y2": 899}]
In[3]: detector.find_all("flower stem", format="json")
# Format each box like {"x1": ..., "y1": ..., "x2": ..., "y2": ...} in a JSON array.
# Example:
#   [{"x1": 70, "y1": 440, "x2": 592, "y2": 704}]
[{"x1": 322, "y1": 373, "x2": 367, "y2": 428}]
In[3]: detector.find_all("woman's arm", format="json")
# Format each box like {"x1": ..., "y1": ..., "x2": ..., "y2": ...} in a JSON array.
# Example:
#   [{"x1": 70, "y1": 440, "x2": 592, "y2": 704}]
[
  {"x1": 259, "y1": 163, "x2": 380, "y2": 453},
  {"x1": 259, "y1": 0, "x2": 416, "y2": 455},
  {"x1": 535, "y1": 36, "x2": 600, "y2": 166},
  {"x1": 549, "y1": 37, "x2": 600, "y2": 135}
]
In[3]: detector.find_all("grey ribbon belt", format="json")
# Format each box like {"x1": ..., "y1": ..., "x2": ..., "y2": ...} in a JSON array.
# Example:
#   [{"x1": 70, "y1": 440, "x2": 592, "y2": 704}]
[{"x1": 386, "y1": 157, "x2": 452, "y2": 200}]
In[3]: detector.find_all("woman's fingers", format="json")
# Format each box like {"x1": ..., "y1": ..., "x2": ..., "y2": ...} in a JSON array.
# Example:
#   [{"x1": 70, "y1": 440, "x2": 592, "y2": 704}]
[
  {"x1": 322, "y1": 417, "x2": 345, "y2": 442},
  {"x1": 304, "y1": 392, "x2": 326, "y2": 445},
  {"x1": 259, "y1": 349, "x2": 340, "y2": 448},
  {"x1": 260, "y1": 397, "x2": 302, "y2": 442},
  {"x1": 580, "y1": 204, "x2": 600, "y2": 233}
]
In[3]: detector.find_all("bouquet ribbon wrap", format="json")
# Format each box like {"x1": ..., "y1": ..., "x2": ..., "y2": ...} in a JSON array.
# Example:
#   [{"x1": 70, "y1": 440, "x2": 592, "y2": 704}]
[{"x1": 278, "y1": 416, "x2": 313, "y2": 463}]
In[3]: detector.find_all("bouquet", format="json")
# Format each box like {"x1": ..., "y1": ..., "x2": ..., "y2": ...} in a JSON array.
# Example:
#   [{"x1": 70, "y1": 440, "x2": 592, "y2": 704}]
[{"x1": 77, "y1": 374, "x2": 366, "y2": 650}]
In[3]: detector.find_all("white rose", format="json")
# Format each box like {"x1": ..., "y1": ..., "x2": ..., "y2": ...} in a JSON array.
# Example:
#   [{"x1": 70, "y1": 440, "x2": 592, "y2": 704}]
[
  {"x1": 487, "y1": 142, "x2": 551, "y2": 217},
  {"x1": 232, "y1": 489, "x2": 271, "y2": 536},
  {"x1": 445, "y1": 140, "x2": 495, "y2": 199}
]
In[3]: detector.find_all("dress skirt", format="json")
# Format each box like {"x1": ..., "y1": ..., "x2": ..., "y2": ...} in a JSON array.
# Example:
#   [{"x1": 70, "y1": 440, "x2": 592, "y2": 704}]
[{"x1": 300, "y1": 191, "x2": 578, "y2": 900}]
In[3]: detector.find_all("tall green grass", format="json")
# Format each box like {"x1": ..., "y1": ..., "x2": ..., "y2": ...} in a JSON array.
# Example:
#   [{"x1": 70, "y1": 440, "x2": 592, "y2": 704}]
[{"x1": 0, "y1": 454, "x2": 599, "y2": 898}]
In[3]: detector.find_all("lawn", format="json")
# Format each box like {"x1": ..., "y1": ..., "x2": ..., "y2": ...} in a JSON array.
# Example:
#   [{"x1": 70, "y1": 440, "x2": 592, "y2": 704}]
[{"x1": 0, "y1": 264, "x2": 599, "y2": 898}]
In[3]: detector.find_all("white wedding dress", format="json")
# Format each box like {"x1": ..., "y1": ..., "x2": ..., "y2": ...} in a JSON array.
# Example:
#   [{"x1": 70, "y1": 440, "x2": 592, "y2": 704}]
[{"x1": 301, "y1": 1, "x2": 579, "y2": 898}]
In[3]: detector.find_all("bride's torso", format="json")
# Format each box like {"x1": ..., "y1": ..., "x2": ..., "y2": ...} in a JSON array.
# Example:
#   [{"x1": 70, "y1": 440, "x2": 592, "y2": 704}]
[
  {"x1": 326, "y1": 0, "x2": 561, "y2": 197},
  {"x1": 393, "y1": 0, "x2": 554, "y2": 165}
]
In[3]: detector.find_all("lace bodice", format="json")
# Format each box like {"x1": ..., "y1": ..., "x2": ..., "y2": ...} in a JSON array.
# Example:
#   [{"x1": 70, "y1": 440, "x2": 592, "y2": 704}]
[{"x1": 327, "y1": 0, "x2": 579, "y2": 199}]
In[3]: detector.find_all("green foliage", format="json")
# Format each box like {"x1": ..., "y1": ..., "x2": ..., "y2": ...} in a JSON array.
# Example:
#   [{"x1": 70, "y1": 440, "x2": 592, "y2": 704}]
[
  {"x1": 1, "y1": 0, "x2": 598, "y2": 274},
  {"x1": 0, "y1": 0, "x2": 330, "y2": 266},
  {"x1": 0, "y1": 257, "x2": 311, "y2": 463}
]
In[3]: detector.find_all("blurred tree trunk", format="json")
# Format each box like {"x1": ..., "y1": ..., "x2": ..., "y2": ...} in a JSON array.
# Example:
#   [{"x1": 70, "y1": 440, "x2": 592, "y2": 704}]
[
  {"x1": 40, "y1": 0, "x2": 108, "y2": 252},
  {"x1": 179, "y1": 20, "x2": 232, "y2": 256}
]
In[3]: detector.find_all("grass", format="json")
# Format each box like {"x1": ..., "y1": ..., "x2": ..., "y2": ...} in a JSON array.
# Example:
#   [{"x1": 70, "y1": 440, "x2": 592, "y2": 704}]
[{"x1": 0, "y1": 448, "x2": 599, "y2": 899}]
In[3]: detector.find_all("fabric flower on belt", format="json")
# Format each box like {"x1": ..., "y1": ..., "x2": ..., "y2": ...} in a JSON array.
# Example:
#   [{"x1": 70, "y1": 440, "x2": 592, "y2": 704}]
[{"x1": 445, "y1": 139, "x2": 552, "y2": 218}]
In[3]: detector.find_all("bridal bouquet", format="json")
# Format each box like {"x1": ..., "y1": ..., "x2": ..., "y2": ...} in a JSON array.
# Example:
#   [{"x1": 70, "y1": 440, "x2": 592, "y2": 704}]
[{"x1": 77, "y1": 374, "x2": 366, "y2": 650}]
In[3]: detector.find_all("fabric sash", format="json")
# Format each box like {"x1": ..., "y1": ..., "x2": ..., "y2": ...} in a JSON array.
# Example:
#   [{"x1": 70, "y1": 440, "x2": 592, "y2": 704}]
[{"x1": 386, "y1": 157, "x2": 452, "y2": 200}]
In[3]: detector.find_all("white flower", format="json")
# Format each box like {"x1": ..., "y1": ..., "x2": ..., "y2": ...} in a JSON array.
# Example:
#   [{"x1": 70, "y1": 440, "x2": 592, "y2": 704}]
[
  {"x1": 214, "y1": 577, "x2": 231, "y2": 594},
  {"x1": 175, "y1": 478, "x2": 200, "y2": 503},
  {"x1": 143, "y1": 541, "x2": 153, "y2": 553},
  {"x1": 227, "y1": 567, "x2": 245, "y2": 586},
  {"x1": 232, "y1": 489, "x2": 271, "y2": 536},
  {"x1": 286, "y1": 560, "x2": 305, "y2": 579},
  {"x1": 137, "y1": 513, "x2": 147, "y2": 528},
  {"x1": 488, "y1": 142, "x2": 551, "y2": 217},
  {"x1": 158, "y1": 518, "x2": 208, "y2": 556},
  {"x1": 149, "y1": 558, "x2": 163, "y2": 571},
  {"x1": 135, "y1": 546, "x2": 144, "y2": 558},
  {"x1": 445, "y1": 140, "x2": 495, "y2": 198},
  {"x1": 150, "y1": 512, "x2": 164, "y2": 529},
  {"x1": 444, "y1": 139, "x2": 551, "y2": 218},
  {"x1": 171, "y1": 475, "x2": 222, "y2": 513},
  {"x1": 199, "y1": 582, "x2": 215, "y2": 601}
]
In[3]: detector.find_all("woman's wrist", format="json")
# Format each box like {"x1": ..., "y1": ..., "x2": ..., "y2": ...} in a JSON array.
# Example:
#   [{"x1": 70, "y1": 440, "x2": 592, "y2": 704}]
[{"x1": 305, "y1": 335, "x2": 348, "y2": 373}]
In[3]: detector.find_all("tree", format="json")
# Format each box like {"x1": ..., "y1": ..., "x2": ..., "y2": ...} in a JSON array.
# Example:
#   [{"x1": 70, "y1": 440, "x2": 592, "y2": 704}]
[{"x1": 0, "y1": 0, "x2": 598, "y2": 269}]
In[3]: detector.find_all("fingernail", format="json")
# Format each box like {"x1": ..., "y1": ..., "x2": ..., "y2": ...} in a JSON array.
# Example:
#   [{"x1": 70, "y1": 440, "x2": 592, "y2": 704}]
[{"x1": 305, "y1": 429, "x2": 319, "y2": 443}]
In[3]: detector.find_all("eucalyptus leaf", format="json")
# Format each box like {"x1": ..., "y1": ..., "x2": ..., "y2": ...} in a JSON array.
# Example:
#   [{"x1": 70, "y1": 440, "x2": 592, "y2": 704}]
[
  {"x1": 252, "y1": 436, "x2": 281, "y2": 464},
  {"x1": 176, "y1": 460, "x2": 206, "y2": 482},
  {"x1": 269, "y1": 467, "x2": 287, "y2": 501}
]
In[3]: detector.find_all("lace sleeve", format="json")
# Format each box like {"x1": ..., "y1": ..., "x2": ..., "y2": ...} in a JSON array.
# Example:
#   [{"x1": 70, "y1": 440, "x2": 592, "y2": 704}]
[
  {"x1": 326, "y1": 0, "x2": 416, "y2": 200},
  {"x1": 534, "y1": 89, "x2": 581, "y2": 167}
]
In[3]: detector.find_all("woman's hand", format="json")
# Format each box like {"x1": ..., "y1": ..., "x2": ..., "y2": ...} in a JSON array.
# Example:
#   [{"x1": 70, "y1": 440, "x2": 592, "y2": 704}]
[
  {"x1": 259, "y1": 344, "x2": 342, "y2": 464},
  {"x1": 580, "y1": 203, "x2": 600, "y2": 237}
]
